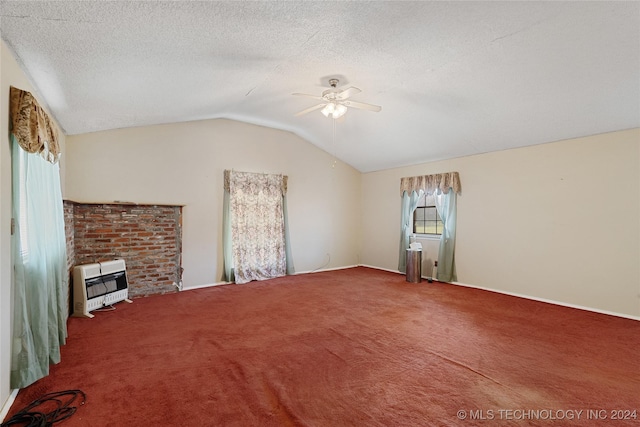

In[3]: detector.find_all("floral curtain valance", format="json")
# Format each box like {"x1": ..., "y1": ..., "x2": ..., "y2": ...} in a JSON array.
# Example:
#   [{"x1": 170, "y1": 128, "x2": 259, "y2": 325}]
[
  {"x1": 224, "y1": 170, "x2": 288, "y2": 196},
  {"x1": 10, "y1": 86, "x2": 61, "y2": 163},
  {"x1": 400, "y1": 171, "x2": 461, "y2": 196}
]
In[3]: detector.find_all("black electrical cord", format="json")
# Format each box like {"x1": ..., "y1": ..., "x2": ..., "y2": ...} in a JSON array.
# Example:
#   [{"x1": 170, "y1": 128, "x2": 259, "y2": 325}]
[
  {"x1": 93, "y1": 304, "x2": 116, "y2": 312},
  {"x1": 1, "y1": 389, "x2": 86, "y2": 427}
]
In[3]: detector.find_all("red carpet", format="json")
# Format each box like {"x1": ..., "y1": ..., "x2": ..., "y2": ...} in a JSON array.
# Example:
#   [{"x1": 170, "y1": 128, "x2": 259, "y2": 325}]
[{"x1": 5, "y1": 267, "x2": 640, "y2": 426}]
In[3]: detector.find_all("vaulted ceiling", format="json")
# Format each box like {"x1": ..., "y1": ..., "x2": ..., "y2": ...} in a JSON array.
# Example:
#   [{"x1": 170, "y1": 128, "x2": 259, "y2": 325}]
[{"x1": 1, "y1": 1, "x2": 638, "y2": 172}]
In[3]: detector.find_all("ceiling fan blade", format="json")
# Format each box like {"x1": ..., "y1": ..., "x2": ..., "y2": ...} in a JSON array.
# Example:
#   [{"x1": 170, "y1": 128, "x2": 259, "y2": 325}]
[
  {"x1": 292, "y1": 93, "x2": 325, "y2": 101},
  {"x1": 336, "y1": 86, "x2": 362, "y2": 100},
  {"x1": 343, "y1": 100, "x2": 382, "y2": 112},
  {"x1": 294, "y1": 103, "x2": 326, "y2": 116}
]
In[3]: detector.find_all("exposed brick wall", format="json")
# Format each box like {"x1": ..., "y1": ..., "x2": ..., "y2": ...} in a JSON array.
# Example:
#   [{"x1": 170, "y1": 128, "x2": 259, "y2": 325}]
[
  {"x1": 70, "y1": 203, "x2": 182, "y2": 297},
  {"x1": 63, "y1": 200, "x2": 75, "y2": 275}
]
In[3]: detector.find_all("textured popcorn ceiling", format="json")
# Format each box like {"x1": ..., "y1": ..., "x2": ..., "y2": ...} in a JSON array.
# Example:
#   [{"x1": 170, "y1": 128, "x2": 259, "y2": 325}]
[{"x1": 1, "y1": 1, "x2": 638, "y2": 172}]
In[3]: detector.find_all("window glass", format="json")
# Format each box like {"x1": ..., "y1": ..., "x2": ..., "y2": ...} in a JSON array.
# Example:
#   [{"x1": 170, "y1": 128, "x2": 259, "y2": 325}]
[{"x1": 413, "y1": 192, "x2": 443, "y2": 235}]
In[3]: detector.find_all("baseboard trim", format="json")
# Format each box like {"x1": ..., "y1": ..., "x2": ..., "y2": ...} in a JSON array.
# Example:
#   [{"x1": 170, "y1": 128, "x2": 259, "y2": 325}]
[
  {"x1": 182, "y1": 281, "x2": 230, "y2": 291},
  {"x1": 1, "y1": 389, "x2": 18, "y2": 422},
  {"x1": 358, "y1": 264, "x2": 435, "y2": 280},
  {"x1": 449, "y1": 281, "x2": 640, "y2": 321},
  {"x1": 294, "y1": 265, "x2": 359, "y2": 276},
  {"x1": 359, "y1": 264, "x2": 639, "y2": 321},
  {"x1": 358, "y1": 264, "x2": 401, "y2": 274},
  {"x1": 181, "y1": 265, "x2": 361, "y2": 292}
]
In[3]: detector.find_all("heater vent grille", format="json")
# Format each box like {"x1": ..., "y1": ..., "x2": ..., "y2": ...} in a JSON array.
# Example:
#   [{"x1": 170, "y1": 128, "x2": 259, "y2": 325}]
[{"x1": 72, "y1": 260, "x2": 131, "y2": 318}]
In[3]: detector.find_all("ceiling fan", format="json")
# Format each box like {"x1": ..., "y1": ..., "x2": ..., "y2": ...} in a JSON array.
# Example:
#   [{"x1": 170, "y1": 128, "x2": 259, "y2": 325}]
[{"x1": 293, "y1": 79, "x2": 382, "y2": 119}]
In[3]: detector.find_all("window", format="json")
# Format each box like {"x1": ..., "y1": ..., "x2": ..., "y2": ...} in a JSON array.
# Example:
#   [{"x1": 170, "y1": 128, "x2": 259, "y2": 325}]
[{"x1": 413, "y1": 192, "x2": 443, "y2": 235}]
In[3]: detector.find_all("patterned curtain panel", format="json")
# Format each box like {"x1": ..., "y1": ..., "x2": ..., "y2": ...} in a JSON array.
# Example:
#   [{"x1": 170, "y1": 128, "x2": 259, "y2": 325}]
[{"x1": 226, "y1": 170, "x2": 288, "y2": 284}]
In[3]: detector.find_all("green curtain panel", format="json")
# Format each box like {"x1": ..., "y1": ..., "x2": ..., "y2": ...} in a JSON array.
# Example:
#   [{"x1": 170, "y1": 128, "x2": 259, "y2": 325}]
[
  {"x1": 283, "y1": 195, "x2": 295, "y2": 275},
  {"x1": 10, "y1": 135, "x2": 68, "y2": 389},
  {"x1": 222, "y1": 187, "x2": 234, "y2": 282},
  {"x1": 434, "y1": 190, "x2": 457, "y2": 282},
  {"x1": 398, "y1": 190, "x2": 421, "y2": 273}
]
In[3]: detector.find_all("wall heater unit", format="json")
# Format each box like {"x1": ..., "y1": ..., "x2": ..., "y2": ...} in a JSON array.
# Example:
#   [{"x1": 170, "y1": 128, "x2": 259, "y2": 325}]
[{"x1": 73, "y1": 259, "x2": 132, "y2": 318}]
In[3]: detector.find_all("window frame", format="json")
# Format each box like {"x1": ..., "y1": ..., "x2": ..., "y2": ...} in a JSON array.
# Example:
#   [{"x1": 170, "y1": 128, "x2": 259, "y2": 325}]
[{"x1": 412, "y1": 192, "x2": 443, "y2": 237}]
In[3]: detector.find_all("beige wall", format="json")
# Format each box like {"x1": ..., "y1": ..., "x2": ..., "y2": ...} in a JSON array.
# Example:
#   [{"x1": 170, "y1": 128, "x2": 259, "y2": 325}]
[
  {"x1": 0, "y1": 41, "x2": 67, "y2": 412},
  {"x1": 65, "y1": 119, "x2": 362, "y2": 288},
  {"x1": 361, "y1": 129, "x2": 640, "y2": 318}
]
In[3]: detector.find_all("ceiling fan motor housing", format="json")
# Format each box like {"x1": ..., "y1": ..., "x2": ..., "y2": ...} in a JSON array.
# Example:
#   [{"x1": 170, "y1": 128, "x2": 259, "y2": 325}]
[{"x1": 322, "y1": 79, "x2": 341, "y2": 99}]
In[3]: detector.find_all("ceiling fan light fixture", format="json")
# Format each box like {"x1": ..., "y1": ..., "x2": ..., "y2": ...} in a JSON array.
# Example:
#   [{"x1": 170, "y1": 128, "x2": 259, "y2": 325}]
[
  {"x1": 334, "y1": 103, "x2": 347, "y2": 118},
  {"x1": 294, "y1": 79, "x2": 379, "y2": 118},
  {"x1": 321, "y1": 102, "x2": 335, "y2": 117},
  {"x1": 322, "y1": 102, "x2": 347, "y2": 119}
]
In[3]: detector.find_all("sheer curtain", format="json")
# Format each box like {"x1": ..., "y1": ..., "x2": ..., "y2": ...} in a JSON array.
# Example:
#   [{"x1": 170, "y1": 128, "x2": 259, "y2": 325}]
[
  {"x1": 435, "y1": 189, "x2": 457, "y2": 282},
  {"x1": 398, "y1": 189, "x2": 422, "y2": 273},
  {"x1": 222, "y1": 170, "x2": 293, "y2": 284},
  {"x1": 11, "y1": 135, "x2": 68, "y2": 388}
]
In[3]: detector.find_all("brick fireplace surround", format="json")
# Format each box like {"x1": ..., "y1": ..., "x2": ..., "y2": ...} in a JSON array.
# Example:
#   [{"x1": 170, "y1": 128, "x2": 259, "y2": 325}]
[{"x1": 64, "y1": 201, "x2": 183, "y2": 298}]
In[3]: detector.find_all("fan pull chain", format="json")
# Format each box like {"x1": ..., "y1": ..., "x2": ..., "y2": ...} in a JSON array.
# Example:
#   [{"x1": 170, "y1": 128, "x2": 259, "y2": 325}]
[{"x1": 332, "y1": 117, "x2": 337, "y2": 169}]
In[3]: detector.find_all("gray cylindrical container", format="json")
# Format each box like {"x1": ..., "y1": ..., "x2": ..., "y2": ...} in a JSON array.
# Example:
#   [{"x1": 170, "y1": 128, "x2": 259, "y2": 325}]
[{"x1": 406, "y1": 249, "x2": 422, "y2": 283}]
